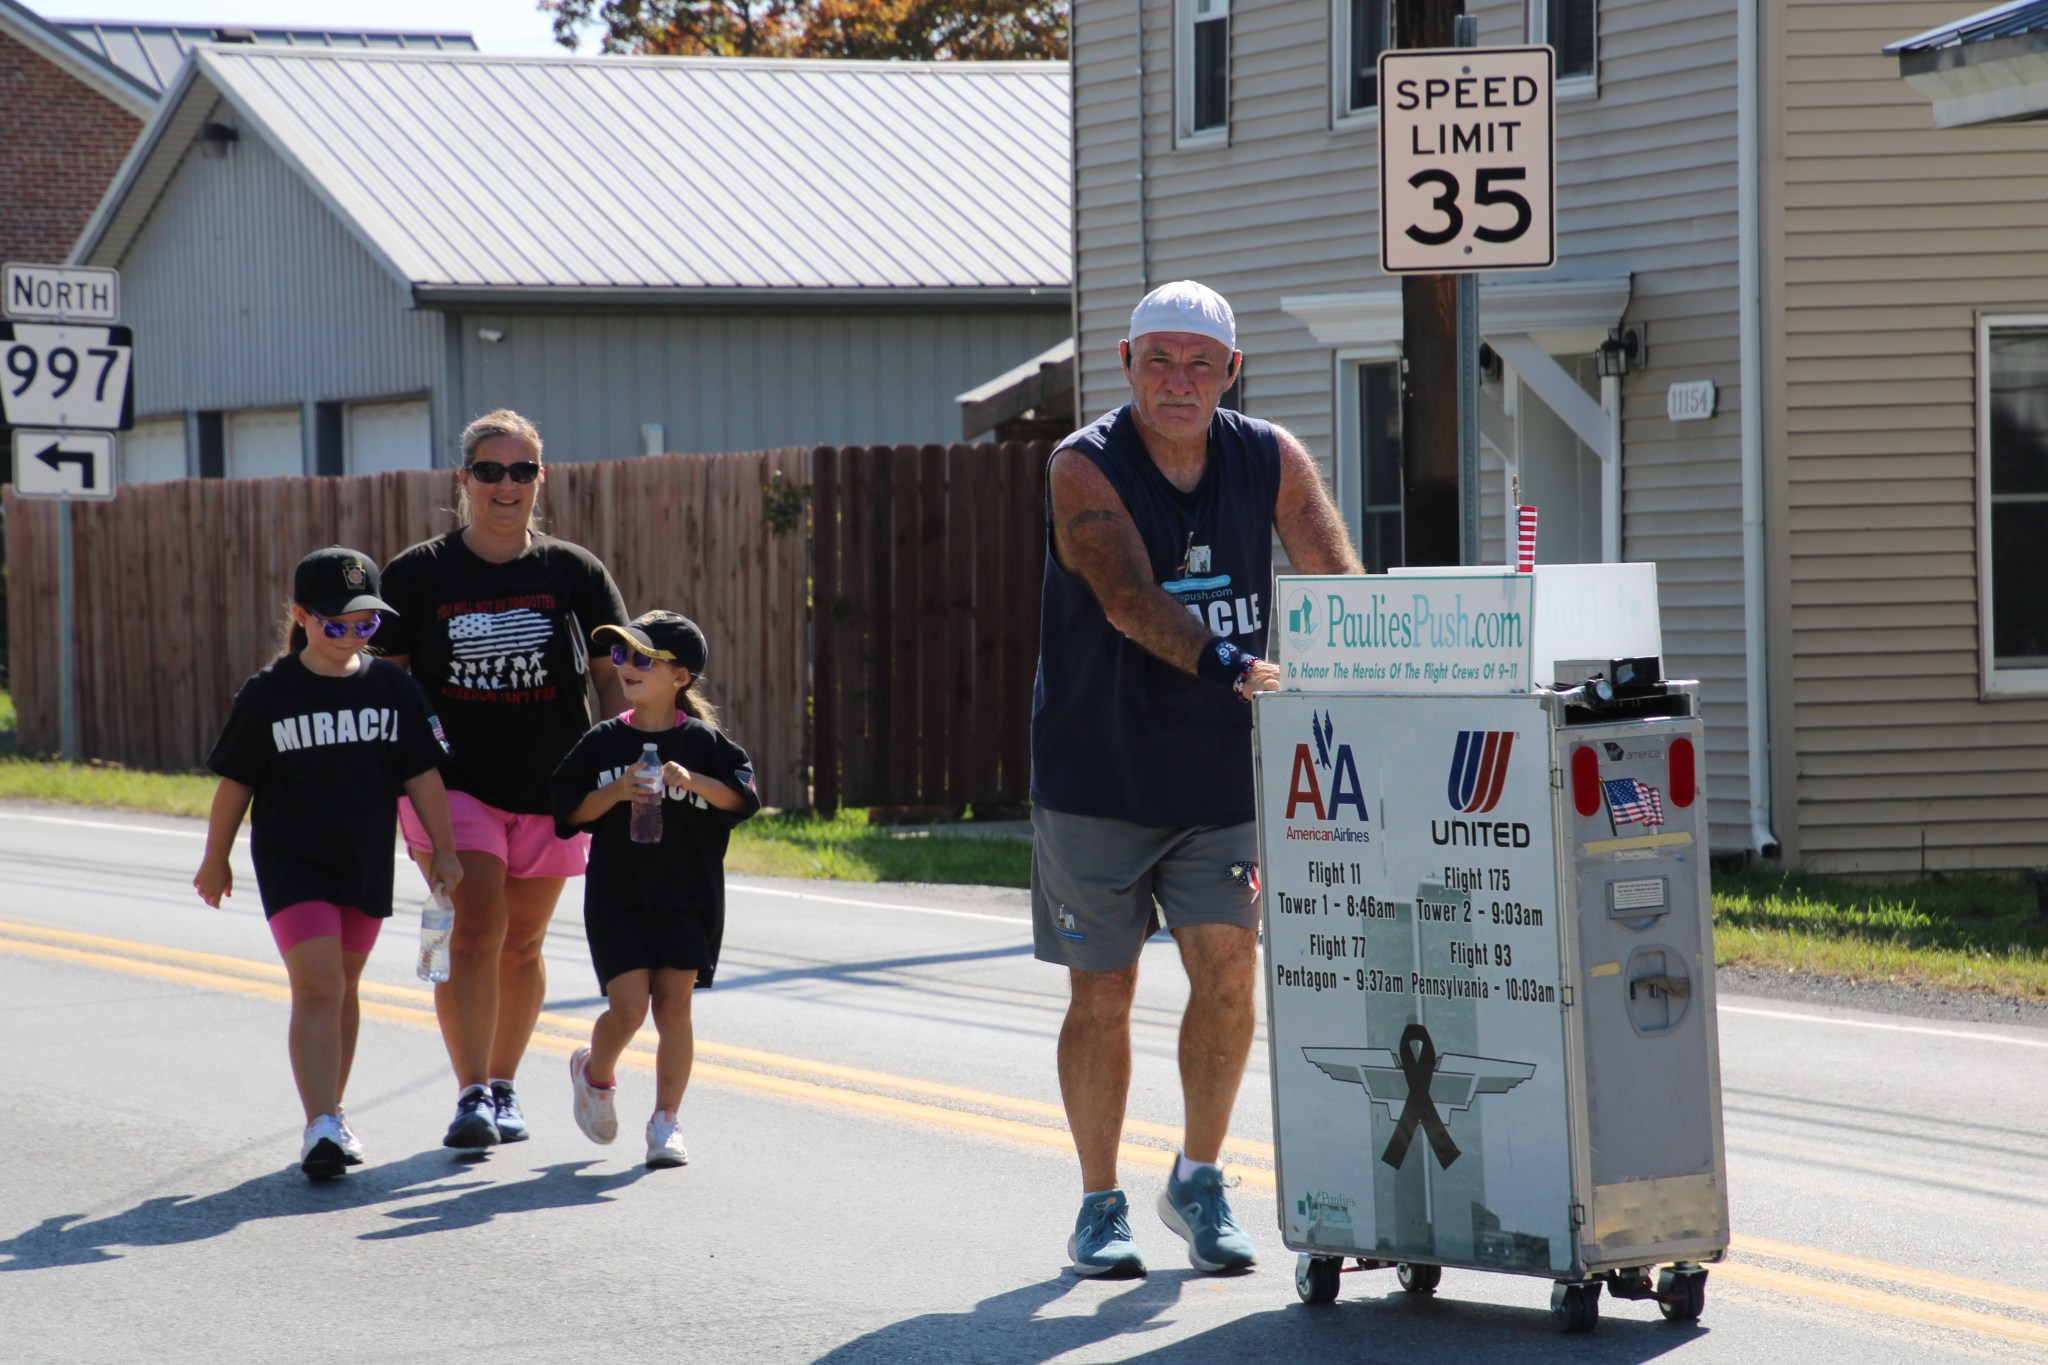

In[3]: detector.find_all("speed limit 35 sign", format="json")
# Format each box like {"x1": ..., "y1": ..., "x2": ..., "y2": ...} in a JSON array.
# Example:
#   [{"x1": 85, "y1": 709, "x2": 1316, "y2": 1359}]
[{"x1": 1378, "y1": 46, "x2": 1555, "y2": 274}]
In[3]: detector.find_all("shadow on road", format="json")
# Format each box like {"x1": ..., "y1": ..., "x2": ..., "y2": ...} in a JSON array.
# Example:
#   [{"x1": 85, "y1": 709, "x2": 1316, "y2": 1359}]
[
  {"x1": 360, "y1": 1159, "x2": 651, "y2": 1239},
  {"x1": 0, "y1": 1150, "x2": 650, "y2": 1268},
  {"x1": 811, "y1": 1269, "x2": 1708, "y2": 1363},
  {"x1": 812, "y1": 1271, "x2": 1191, "y2": 1363}
]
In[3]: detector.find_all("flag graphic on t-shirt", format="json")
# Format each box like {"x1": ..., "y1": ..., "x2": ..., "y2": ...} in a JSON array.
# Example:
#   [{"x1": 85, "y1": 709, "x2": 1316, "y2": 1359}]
[{"x1": 447, "y1": 609, "x2": 554, "y2": 690}]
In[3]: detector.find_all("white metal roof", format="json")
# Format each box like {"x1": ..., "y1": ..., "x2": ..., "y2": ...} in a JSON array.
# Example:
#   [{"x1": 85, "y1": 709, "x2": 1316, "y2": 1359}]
[
  {"x1": 80, "y1": 47, "x2": 1071, "y2": 300},
  {"x1": 0, "y1": 0, "x2": 154, "y2": 115},
  {"x1": 52, "y1": 20, "x2": 476, "y2": 93}
]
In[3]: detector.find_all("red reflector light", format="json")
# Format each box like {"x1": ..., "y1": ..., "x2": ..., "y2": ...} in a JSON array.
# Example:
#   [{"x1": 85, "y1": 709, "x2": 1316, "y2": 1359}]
[
  {"x1": 1571, "y1": 745, "x2": 1601, "y2": 817},
  {"x1": 1669, "y1": 737, "x2": 1696, "y2": 808}
]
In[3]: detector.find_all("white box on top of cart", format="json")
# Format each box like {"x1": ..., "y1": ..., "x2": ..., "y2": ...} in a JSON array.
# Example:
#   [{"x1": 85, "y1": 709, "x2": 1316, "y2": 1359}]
[{"x1": 1271, "y1": 565, "x2": 1660, "y2": 695}]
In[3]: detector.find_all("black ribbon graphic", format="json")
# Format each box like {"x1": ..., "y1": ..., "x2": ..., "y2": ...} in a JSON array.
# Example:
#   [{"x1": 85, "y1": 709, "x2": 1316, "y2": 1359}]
[{"x1": 1380, "y1": 1023, "x2": 1462, "y2": 1170}]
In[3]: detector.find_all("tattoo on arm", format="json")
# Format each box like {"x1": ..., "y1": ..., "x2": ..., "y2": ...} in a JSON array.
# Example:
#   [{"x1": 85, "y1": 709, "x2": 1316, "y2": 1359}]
[{"x1": 1064, "y1": 508, "x2": 1126, "y2": 536}]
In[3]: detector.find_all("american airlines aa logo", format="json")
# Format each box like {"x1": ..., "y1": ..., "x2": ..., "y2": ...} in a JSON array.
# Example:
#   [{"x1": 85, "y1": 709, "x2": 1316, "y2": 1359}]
[
  {"x1": 1286, "y1": 709, "x2": 1367, "y2": 823},
  {"x1": 1446, "y1": 730, "x2": 1514, "y2": 814}
]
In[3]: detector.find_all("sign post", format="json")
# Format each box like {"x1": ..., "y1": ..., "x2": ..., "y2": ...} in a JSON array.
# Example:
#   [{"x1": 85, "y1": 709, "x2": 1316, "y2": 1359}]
[
  {"x1": 1379, "y1": 29, "x2": 1555, "y2": 567},
  {"x1": 5, "y1": 263, "x2": 131, "y2": 763}
]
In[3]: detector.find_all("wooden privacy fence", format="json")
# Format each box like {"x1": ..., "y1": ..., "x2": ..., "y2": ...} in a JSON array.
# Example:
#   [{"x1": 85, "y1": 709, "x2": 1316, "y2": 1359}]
[
  {"x1": 4, "y1": 439, "x2": 1053, "y2": 812},
  {"x1": 811, "y1": 441, "x2": 1050, "y2": 813},
  {"x1": 2, "y1": 449, "x2": 810, "y2": 809}
]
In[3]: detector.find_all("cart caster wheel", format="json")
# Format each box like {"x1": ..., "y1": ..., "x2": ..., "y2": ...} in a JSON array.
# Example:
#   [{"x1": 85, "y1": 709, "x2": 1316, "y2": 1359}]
[
  {"x1": 1551, "y1": 1280, "x2": 1601, "y2": 1333},
  {"x1": 1658, "y1": 1264, "x2": 1707, "y2": 1322},
  {"x1": 1295, "y1": 1253, "x2": 1342, "y2": 1305},
  {"x1": 1396, "y1": 1262, "x2": 1442, "y2": 1294}
]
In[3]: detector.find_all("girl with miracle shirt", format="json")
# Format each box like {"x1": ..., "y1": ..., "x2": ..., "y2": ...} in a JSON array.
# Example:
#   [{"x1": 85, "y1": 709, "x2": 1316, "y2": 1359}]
[
  {"x1": 195, "y1": 547, "x2": 463, "y2": 1181},
  {"x1": 550, "y1": 610, "x2": 759, "y2": 1168}
]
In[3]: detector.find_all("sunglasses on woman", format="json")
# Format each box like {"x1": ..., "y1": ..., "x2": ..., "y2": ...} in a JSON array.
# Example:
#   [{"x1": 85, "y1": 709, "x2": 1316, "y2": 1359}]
[
  {"x1": 464, "y1": 459, "x2": 542, "y2": 484},
  {"x1": 309, "y1": 610, "x2": 382, "y2": 640},
  {"x1": 610, "y1": 643, "x2": 672, "y2": 671}
]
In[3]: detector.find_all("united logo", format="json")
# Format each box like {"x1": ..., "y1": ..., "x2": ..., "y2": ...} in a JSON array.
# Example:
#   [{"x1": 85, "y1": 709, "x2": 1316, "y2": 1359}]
[{"x1": 1446, "y1": 730, "x2": 1514, "y2": 814}]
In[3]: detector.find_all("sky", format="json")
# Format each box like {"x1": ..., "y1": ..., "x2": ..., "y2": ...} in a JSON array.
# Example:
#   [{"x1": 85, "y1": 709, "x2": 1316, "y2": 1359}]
[{"x1": 28, "y1": 1, "x2": 577, "y2": 55}]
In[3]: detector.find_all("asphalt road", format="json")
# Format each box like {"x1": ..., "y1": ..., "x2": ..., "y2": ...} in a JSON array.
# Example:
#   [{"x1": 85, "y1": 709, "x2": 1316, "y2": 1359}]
[{"x1": 2, "y1": 799, "x2": 2046, "y2": 1363}]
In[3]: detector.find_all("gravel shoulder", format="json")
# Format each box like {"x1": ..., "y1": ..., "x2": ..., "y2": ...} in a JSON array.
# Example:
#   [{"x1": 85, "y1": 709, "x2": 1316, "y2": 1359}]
[{"x1": 1719, "y1": 965, "x2": 2048, "y2": 1031}]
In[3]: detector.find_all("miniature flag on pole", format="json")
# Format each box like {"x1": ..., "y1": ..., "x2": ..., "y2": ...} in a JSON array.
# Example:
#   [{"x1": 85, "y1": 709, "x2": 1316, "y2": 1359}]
[
  {"x1": 1516, "y1": 505, "x2": 1538, "y2": 573},
  {"x1": 1602, "y1": 777, "x2": 1666, "y2": 827}
]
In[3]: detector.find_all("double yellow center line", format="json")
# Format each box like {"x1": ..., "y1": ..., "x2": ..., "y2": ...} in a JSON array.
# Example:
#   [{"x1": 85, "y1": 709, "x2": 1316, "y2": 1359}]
[{"x1": 4, "y1": 916, "x2": 2046, "y2": 1350}]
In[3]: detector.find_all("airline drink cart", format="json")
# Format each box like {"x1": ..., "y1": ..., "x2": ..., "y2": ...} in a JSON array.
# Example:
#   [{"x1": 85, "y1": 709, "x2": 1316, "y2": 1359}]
[{"x1": 1254, "y1": 566, "x2": 1728, "y2": 1333}]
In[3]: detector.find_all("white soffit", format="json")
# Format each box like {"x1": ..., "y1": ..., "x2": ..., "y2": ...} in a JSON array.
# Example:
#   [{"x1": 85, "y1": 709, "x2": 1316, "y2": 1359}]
[
  {"x1": 1281, "y1": 277, "x2": 1633, "y2": 350},
  {"x1": 1904, "y1": 49, "x2": 2048, "y2": 127}
]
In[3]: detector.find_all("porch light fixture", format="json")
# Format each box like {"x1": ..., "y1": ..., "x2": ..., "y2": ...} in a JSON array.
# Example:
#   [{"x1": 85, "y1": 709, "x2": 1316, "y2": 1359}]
[{"x1": 1596, "y1": 326, "x2": 1646, "y2": 379}]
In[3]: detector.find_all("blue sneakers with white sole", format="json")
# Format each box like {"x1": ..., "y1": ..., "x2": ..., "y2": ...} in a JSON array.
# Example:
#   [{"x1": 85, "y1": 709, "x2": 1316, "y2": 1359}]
[
  {"x1": 1068, "y1": 1189, "x2": 1146, "y2": 1279},
  {"x1": 1158, "y1": 1164, "x2": 1256, "y2": 1273}
]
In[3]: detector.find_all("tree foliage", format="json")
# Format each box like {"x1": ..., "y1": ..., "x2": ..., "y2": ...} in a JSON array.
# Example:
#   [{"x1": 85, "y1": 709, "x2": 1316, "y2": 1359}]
[{"x1": 540, "y1": 1, "x2": 1069, "y2": 61}]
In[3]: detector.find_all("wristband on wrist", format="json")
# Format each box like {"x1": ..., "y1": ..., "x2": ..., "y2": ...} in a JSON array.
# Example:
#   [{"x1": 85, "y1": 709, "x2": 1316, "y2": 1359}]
[{"x1": 1194, "y1": 638, "x2": 1262, "y2": 700}]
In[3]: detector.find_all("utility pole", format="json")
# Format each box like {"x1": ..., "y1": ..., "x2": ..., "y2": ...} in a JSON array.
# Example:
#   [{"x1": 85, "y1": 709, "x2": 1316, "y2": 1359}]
[{"x1": 1395, "y1": 0, "x2": 1462, "y2": 568}]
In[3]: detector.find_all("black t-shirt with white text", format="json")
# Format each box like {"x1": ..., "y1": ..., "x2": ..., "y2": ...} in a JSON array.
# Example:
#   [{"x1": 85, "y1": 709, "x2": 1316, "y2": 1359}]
[
  {"x1": 207, "y1": 655, "x2": 449, "y2": 917},
  {"x1": 376, "y1": 530, "x2": 630, "y2": 815},
  {"x1": 549, "y1": 717, "x2": 761, "y2": 984}
]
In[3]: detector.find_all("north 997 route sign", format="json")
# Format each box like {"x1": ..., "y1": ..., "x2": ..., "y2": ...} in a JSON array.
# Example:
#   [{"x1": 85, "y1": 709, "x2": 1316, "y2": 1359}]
[{"x1": 1378, "y1": 46, "x2": 1555, "y2": 274}]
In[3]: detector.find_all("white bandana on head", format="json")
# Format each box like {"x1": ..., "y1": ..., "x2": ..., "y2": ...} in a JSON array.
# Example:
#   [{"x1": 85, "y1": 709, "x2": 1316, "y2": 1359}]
[{"x1": 1127, "y1": 280, "x2": 1237, "y2": 352}]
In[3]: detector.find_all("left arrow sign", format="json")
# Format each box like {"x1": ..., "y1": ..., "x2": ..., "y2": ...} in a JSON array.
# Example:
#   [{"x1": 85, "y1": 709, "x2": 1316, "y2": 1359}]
[
  {"x1": 10, "y1": 428, "x2": 116, "y2": 500},
  {"x1": 33, "y1": 439, "x2": 97, "y2": 489}
]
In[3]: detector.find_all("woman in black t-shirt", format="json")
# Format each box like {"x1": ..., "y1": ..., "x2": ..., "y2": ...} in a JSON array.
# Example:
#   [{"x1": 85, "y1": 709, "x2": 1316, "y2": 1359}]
[
  {"x1": 195, "y1": 547, "x2": 462, "y2": 1181},
  {"x1": 375, "y1": 410, "x2": 631, "y2": 1151}
]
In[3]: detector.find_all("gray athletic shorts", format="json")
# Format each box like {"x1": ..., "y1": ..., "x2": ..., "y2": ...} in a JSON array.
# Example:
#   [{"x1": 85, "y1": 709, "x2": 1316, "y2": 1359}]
[{"x1": 1031, "y1": 806, "x2": 1260, "y2": 972}]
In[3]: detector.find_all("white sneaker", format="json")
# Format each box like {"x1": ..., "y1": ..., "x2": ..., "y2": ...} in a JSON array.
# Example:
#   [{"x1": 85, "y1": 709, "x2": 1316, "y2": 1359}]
[
  {"x1": 570, "y1": 1046, "x2": 617, "y2": 1144},
  {"x1": 333, "y1": 1106, "x2": 365, "y2": 1165},
  {"x1": 645, "y1": 1110, "x2": 688, "y2": 1169},
  {"x1": 300, "y1": 1115, "x2": 348, "y2": 1181}
]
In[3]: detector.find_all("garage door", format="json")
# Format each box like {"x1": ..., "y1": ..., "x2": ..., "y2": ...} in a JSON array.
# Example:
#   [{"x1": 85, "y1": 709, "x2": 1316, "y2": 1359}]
[
  {"x1": 122, "y1": 417, "x2": 187, "y2": 483},
  {"x1": 226, "y1": 408, "x2": 304, "y2": 479},
  {"x1": 348, "y1": 399, "x2": 431, "y2": 474}
]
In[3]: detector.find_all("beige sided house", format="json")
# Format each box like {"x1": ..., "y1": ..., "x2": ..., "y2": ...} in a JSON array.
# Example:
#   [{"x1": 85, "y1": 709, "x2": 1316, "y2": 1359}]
[
  {"x1": 1071, "y1": 0, "x2": 1765, "y2": 857},
  {"x1": 1748, "y1": 0, "x2": 2048, "y2": 872}
]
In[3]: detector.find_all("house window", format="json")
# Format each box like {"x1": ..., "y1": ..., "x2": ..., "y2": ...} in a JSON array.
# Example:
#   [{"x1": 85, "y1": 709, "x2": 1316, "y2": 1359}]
[
  {"x1": 1357, "y1": 360, "x2": 1404, "y2": 571},
  {"x1": 1336, "y1": 0, "x2": 1395, "y2": 121},
  {"x1": 1178, "y1": 0, "x2": 1229, "y2": 145},
  {"x1": 1983, "y1": 322, "x2": 2048, "y2": 688},
  {"x1": 1534, "y1": 0, "x2": 1596, "y2": 83}
]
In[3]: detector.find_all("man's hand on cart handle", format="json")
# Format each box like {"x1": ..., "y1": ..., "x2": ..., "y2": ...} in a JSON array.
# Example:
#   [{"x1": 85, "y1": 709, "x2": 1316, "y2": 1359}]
[{"x1": 1240, "y1": 657, "x2": 1280, "y2": 698}]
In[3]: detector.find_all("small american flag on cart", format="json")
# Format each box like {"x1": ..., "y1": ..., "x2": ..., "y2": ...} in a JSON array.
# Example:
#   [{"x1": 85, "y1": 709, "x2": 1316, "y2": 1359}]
[
  {"x1": 1603, "y1": 777, "x2": 1665, "y2": 827},
  {"x1": 1516, "y1": 505, "x2": 1538, "y2": 572}
]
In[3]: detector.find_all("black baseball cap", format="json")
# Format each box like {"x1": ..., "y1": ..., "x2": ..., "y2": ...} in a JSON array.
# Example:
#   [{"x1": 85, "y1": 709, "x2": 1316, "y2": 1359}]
[
  {"x1": 294, "y1": 546, "x2": 395, "y2": 617},
  {"x1": 594, "y1": 610, "x2": 708, "y2": 673}
]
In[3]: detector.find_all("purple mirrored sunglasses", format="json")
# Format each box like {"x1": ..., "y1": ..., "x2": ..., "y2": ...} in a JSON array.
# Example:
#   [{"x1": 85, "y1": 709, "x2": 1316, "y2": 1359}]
[{"x1": 308, "y1": 610, "x2": 382, "y2": 640}]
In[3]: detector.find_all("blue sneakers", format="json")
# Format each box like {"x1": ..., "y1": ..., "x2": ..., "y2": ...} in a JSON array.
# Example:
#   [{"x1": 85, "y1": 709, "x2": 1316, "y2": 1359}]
[
  {"x1": 1068, "y1": 1190, "x2": 1147, "y2": 1279},
  {"x1": 491, "y1": 1081, "x2": 529, "y2": 1143},
  {"x1": 442, "y1": 1085, "x2": 500, "y2": 1149},
  {"x1": 1158, "y1": 1164, "x2": 1257, "y2": 1273}
]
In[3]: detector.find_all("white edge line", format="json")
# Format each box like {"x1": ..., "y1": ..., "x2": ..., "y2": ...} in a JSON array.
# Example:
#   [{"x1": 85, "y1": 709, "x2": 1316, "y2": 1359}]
[
  {"x1": 1721, "y1": 1003, "x2": 2048, "y2": 1051},
  {"x1": 2, "y1": 812, "x2": 211, "y2": 838},
  {"x1": 0, "y1": 815, "x2": 1025, "y2": 923},
  {"x1": 731, "y1": 882, "x2": 1025, "y2": 926}
]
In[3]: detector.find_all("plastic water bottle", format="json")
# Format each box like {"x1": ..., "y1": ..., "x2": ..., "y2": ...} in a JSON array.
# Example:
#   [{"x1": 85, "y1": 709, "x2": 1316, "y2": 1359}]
[
  {"x1": 630, "y1": 742, "x2": 665, "y2": 845},
  {"x1": 416, "y1": 890, "x2": 454, "y2": 983}
]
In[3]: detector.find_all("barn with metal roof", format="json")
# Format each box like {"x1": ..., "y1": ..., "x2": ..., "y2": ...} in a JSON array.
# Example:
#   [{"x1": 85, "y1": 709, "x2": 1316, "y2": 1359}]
[{"x1": 69, "y1": 45, "x2": 1071, "y2": 478}]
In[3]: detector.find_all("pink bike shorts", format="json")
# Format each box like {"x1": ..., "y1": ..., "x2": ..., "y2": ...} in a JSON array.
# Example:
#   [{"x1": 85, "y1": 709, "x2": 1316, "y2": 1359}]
[
  {"x1": 269, "y1": 901, "x2": 382, "y2": 956},
  {"x1": 400, "y1": 790, "x2": 589, "y2": 880}
]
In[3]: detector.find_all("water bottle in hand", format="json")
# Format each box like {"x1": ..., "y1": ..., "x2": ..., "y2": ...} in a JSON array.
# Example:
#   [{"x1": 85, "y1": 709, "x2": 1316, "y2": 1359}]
[
  {"x1": 417, "y1": 889, "x2": 455, "y2": 983},
  {"x1": 629, "y1": 742, "x2": 665, "y2": 845}
]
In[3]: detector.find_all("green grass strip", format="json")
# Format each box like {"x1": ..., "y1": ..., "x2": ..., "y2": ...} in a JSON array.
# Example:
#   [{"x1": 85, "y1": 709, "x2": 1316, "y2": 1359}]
[{"x1": 2, "y1": 734, "x2": 2044, "y2": 996}]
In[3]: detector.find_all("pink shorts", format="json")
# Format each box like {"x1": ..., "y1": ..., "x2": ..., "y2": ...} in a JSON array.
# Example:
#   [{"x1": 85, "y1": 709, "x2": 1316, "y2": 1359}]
[
  {"x1": 400, "y1": 790, "x2": 589, "y2": 880},
  {"x1": 269, "y1": 902, "x2": 382, "y2": 956}
]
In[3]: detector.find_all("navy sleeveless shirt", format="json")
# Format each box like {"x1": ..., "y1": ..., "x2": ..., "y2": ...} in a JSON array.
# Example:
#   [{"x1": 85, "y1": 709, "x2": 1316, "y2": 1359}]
[{"x1": 1030, "y1": 405, "x2": 1281, "y2": 828}]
